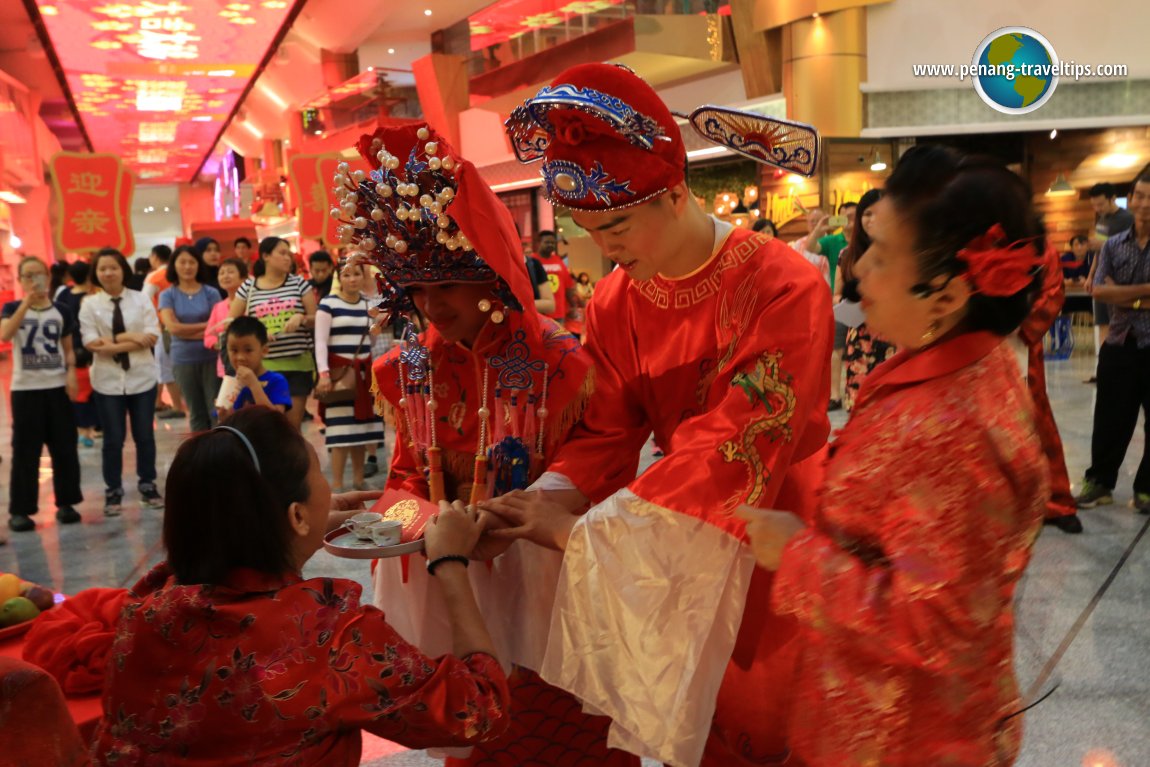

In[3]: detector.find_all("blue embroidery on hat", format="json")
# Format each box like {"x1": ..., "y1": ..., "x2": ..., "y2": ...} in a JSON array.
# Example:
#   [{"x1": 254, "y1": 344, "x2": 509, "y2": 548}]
[
  {"x1": 542, "y1": 160, "x2": 634, "y2": 206},
  {"x1": 505, "y1": 84, "x2": 665, "y2": 163}
]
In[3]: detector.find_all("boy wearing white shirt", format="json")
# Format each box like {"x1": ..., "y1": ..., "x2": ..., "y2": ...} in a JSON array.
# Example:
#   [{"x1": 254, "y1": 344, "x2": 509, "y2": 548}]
[{"x1": 1, "y1": 257, "x2": 83, "y2": 532}]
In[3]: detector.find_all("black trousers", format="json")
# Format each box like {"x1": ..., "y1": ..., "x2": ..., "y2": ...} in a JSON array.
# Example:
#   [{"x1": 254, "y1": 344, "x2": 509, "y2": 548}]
[
  {"x1": 1086, "y1": 338, "x2": 1150, "y2": 492},
  {"x1": 9, "y1": 387, "x2": 83, "y2": 516}
]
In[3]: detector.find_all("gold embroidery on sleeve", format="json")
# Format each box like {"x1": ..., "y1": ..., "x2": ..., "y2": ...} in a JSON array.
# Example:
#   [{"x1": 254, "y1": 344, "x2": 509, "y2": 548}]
[{"x1": 718, "y1": 350, "x2": 797, "y2": 506}]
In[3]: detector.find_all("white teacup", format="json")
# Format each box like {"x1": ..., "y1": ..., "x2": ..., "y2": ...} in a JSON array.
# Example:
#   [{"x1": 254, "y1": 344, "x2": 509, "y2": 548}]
[
  {"x1": 367, "y1": 519, "x2": 402, "y2": 547},
  {"x1": 343, "y1": 512, "x2": 383, "y2": 540}
]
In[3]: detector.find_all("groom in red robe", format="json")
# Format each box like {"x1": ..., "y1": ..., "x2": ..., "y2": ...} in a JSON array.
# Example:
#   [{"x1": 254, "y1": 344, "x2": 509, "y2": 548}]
[{"x1": 485, "y1": 63, "x2": 833, "y2": 766}]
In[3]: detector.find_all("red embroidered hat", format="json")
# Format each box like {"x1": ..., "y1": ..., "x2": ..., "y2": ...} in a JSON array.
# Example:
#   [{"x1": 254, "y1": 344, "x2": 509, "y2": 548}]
[{"x1": 506, "y1": 63, "x2": 685, "y2": 211}]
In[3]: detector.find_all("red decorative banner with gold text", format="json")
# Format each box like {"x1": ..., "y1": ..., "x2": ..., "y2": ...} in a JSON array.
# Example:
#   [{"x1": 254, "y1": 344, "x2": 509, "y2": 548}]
[{"x1": 50, "y1": 153, "x2": 129, "y2": 253}]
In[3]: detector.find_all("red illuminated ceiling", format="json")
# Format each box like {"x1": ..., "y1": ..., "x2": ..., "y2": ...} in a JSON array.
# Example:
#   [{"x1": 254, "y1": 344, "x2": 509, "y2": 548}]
[
  {"x1": 468, "y1": 0, "x2": 625, "y2": 51},
  {"x1": 34, "y1": 0, "x2": 298, "y2": 184}
]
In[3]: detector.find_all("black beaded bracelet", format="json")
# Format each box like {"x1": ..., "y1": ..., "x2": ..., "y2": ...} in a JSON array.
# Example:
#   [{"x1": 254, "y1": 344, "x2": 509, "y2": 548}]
[{"x1": 426, "y1": 555, "x2": 469, "y2": 576}]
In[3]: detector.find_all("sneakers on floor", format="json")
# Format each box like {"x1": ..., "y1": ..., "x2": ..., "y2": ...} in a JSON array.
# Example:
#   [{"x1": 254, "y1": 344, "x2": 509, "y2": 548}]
[
  {"x1": 1135, "y1": 493, "x2": 1150, "y2": 515},
  {"x1": 104, "y1": 489, "x2": 124, "y2": 517},
  {"x1": 1075, "y1": 480, "x2": 1114, "y2": 509},
  {"x1": 157, "y1": 409, "x2": 186, "y2": 420},
  {"x1": 363, "y1": 456, "x2": 379, "y2": 478},
  {"x1": 8, "y1": 515, "x2": 35, "y2": 532},
  {"x1": 139, "y1": 482, "x2": 164, "y2": 508},
  {"x1": 828, "y1": 399, "x2": 843, "y2": 412},
  {"x1": 55, "y1": 506, "x2": 82, "y2": 525}
]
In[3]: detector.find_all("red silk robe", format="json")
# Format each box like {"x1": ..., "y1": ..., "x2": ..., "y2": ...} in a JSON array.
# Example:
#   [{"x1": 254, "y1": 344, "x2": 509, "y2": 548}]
[
  {"x1": 544, "y1": 226, "x2": 832, "y2": 765},
  {"x1": 374, "y1": 320, "x2": 636, "y2": 767},
  {"x1": 90, "y1": 564, "x2": 509, "y2": 767},
  {"x1": 773, "y1": 332, "x2": 1048, "y2": 767},
  {"x1": 376, "y1": 316, "x2": 591, "y2": 504},
  {"x1": 1018, "y1": 245, "x2": 1077, "y2": 519}
]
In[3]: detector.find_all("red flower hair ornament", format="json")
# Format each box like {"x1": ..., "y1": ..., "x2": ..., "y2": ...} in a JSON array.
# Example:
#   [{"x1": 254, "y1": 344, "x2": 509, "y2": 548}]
[{"x1": 957, "y1": 223, "x2": 1043, "y2": 297}]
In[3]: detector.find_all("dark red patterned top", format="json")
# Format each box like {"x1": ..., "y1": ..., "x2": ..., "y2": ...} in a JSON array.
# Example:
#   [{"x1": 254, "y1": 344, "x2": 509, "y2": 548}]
[
  {"x1": 773, "y1": 332, "x2": 1048, "y2": 767},
  {"x1": 91, "y1": 564, "x2": 509, "y2": 766}
]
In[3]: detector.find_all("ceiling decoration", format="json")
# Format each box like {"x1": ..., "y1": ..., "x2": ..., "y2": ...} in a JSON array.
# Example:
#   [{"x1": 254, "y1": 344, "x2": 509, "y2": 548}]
[
  {"x1": 32, "y1": 0, "x2": 299, "y2": 183},
  {"x1": 468, "y1": 0, "x2": 624, "y2": 51}
]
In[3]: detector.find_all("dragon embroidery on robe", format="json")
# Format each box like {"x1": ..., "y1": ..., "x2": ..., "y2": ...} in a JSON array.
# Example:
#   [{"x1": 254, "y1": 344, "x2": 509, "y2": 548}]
[{"x1": 719, "y1": 350, "x2": 797, "y2": 506}]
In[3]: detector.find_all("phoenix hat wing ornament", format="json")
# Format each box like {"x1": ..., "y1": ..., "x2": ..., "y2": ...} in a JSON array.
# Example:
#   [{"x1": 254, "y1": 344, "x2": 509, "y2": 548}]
[{"x1": 685, "y1": 105, "x2": 819, "y2": 177}]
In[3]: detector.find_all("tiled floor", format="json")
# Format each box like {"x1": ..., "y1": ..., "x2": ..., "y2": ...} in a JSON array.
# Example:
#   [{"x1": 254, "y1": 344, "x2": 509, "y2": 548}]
[{"x1": 2, "y1": 349, "x2": 1148, "y2": 767}]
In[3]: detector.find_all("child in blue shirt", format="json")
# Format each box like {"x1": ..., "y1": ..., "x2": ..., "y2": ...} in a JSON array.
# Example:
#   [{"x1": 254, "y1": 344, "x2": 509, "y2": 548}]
[{"x1": 220, "y1": 317, "x2": 292, "y2": 416}]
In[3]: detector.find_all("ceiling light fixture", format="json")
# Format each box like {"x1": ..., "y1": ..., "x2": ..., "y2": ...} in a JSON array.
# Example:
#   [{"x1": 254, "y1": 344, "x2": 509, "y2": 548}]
[
  {"x1": 388, "y1": 48, "x2": 395, "y2": 54},
  {"x1": 424, "y1": 9, "x2": 432, "y2": 16},
  {"x1": 870, "y1": 149, "x2": 887, "y2": 172},
  {"x1": 1049, "y1": 129, "x2": 1058, "y2": 139},
  {"x1": 0, "y1": 190, "x2": 28, "y2": 204},
  {"x1": 135, "y1": 80, "x2": 187, "y2": 112},
  {"x1": 9, "y1": 232, "x2": 22, "y2": 249},
  {"x1": 1100, "y1": 152, "x2": 1139, "y2": 169},
  {"x1": 1045, "y1": 172, "x2": 1076, "y2": 197},
  {"x1": 260, "y1": 84, "x2": 289, "y2": 110}
]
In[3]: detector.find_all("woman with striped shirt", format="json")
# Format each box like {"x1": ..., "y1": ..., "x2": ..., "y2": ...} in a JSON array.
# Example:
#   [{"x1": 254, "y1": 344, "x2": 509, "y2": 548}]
[
  {"x1": 229, "y1": 237, "x2": 318, "y2": 430},
  {"x1": 314, "y1": 262, "x2": 384, "y2": 491}
]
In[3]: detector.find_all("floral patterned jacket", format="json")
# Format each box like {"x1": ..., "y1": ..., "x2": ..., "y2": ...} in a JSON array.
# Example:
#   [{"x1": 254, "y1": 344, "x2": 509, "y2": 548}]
[
  {"x1": 773, "y1": 332, "x2": 1048, "y2": 767},
  {"x1": 90, "y1": 564, "x2": 509, "y2": 766}
]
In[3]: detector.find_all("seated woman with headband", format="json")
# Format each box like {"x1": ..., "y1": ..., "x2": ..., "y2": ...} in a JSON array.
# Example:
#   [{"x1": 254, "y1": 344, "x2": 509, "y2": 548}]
[{"x1": 90, "y1": 406, "x2": 509, "y2": 765}]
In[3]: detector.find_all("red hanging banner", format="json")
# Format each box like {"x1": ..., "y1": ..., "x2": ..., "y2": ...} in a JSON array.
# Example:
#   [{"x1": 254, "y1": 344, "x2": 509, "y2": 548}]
[
  {"x1": 119, "y1": 169, "x2": 136, "y2": 256},
  {"x1": 288, "y1": 154, "x2": 327, "y2": 241},
  {"x1": 50, "y1": 152, "x2": 127, "y2": 253}
]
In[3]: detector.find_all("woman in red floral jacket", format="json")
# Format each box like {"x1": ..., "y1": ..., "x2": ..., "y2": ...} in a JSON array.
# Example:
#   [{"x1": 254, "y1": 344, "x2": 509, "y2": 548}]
[
  {"x1": 740, "y1": 145, "x2": 1050, "y2": 767},
  {"x1": 90, "y1": 406, "x2": 510, "y2": 766}
]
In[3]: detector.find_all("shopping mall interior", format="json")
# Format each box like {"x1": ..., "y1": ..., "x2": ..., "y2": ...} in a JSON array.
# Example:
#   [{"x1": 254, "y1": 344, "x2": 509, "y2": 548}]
[{"x1": 0, "y1": 1, "x2": 1147, "y2": 765}]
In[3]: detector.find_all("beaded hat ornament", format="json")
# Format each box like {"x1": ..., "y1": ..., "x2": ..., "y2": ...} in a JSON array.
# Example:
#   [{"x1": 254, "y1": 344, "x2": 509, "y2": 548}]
[
  {"x1": 328, "y1": 123, "x2": 526, "y2": 326},
  {"x1": 333, "y1": 122, "x2": 584, "y2": 507}
]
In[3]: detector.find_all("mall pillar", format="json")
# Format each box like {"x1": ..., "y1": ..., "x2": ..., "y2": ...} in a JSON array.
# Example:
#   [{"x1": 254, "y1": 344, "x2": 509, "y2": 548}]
[{"x1": 782, "y1": 8, "x2": 866, "y2": 137}]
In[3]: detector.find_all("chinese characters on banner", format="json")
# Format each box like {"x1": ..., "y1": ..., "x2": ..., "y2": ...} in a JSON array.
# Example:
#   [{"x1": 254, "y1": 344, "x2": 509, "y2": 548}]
[
  {"x1": 49, "y1": 153, "x2": 136, "y2": 254},
  {"x1": 288, "y1": 153, "x2": 369, "y2": 249}
]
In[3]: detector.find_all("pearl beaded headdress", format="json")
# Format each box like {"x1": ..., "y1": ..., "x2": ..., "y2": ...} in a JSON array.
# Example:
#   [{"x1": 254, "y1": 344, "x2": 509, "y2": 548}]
[{"x1": 329, "y1": 125, "x2": 514, "y2": 321}]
